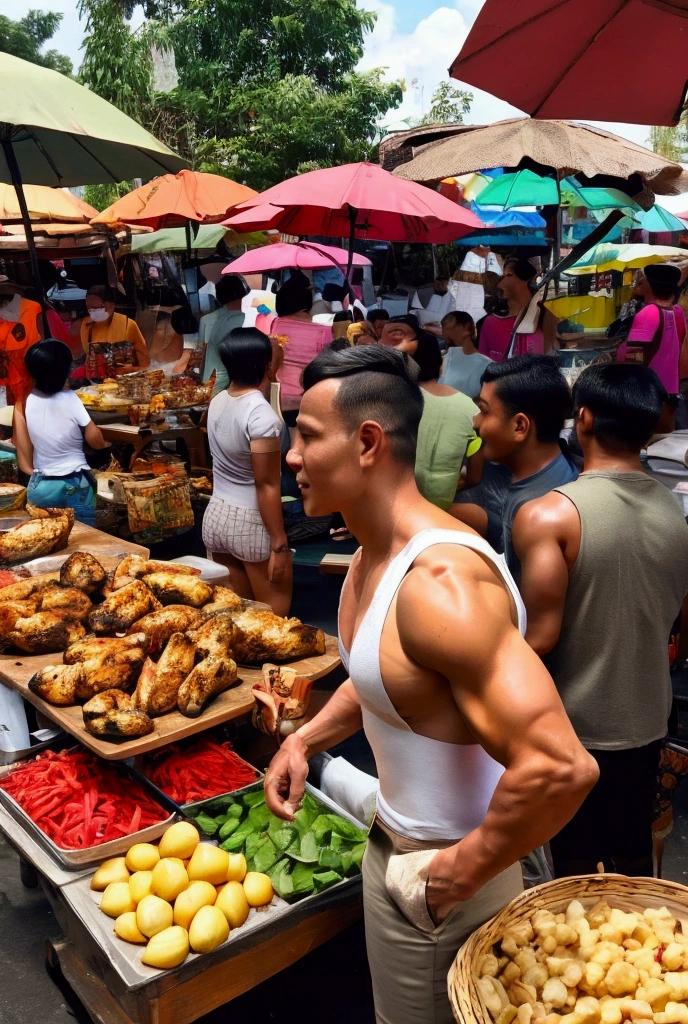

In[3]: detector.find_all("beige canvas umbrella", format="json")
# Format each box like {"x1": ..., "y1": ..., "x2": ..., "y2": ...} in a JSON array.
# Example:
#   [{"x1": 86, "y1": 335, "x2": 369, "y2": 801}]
[
  {"x1": 392, "y1": 118, "x2": 687, "y2": 200},
  {"x1": 0, "y1": 184, "x2": 97, "y2": 223}
]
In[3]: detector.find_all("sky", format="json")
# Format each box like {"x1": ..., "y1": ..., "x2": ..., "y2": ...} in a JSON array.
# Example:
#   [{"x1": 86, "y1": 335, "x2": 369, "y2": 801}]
[{"x1": 14, "y1": 0, "x2": 654, "y2": 151}]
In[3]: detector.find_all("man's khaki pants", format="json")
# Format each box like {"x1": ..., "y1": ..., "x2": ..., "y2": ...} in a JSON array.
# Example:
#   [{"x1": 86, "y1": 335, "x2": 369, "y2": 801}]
[{"x1": 363, "y1": 820, "x2": 523, "y2": 1024}]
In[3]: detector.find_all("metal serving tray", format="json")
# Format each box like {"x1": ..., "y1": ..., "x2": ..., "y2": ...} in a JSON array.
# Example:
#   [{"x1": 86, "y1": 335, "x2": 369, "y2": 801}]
[{"x1": 139, "y1": 750, "x2": 263, "y2": 812}]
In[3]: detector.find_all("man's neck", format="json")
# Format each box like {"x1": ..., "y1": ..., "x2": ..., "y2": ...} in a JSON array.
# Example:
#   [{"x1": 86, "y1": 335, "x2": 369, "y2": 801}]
[
  {"x1": 506, "y1": 442, "x2": 563, "y2": 482},
  {"x1": 342, "y1": 476, "x2": 423, "y2": 562},
  {"x1": 582, "y1": 440, "x2": 643, "y2": 474},
  {"x1": 507, "y1": 293, "x2": 529, "y2": 318},
  {"x1": 461, "y1": 339, "x2": 479, "y2": 355}
]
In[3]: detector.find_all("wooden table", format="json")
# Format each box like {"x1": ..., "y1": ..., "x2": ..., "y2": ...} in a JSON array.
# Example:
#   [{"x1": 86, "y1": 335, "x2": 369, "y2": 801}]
[
  {"x1": 320, "y1": 552, "x2": 354, "y2": 575},
  {"x1": 0, "y1": 635, "x2": 340, "y2": 760},
  {"x1": 100, "y1": 423, "x2": 208, "y2": 470},
  {"x1": 60, "y1": 520, "x2": 148, "y2": 560}
]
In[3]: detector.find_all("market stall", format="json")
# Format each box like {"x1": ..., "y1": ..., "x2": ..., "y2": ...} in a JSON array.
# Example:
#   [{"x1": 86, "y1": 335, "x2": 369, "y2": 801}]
[{"x1": 0, "y1": 537, "x2": 357, "y2": 1022}]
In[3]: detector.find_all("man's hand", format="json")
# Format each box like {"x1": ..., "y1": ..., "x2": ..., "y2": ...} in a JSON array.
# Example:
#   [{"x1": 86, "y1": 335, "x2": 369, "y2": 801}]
[
  {"x1": 425, "y1": 846, "x2": 472, "y2": 926},
  {"x1": 263, "y1": 732, "x2": 309, "y2": 820}
]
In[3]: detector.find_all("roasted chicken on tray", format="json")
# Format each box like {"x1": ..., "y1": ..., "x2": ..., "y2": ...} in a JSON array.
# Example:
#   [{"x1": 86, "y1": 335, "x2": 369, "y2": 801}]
[
  {"x1": 0, "y1": 584, "x2": 92, "y2": 654},
  {"x1": 0, "y1": 515, "x2": 72, "y2": 564},
  {"x1": 142, "y1": 572, "x2": 213, "y2": 608},
  {"x1": 59, "y1": 552, "x2": 107, "y2": 595},
  {"x1": 89, "y1": 580, "x2": 161, "y2": 635},
  {"x1": 82, "y1": 689, "x2": 154, "y2": 738},
  {"x1": 229, "y1": 607, "x2": 327, "y2": 664},
  {"x1": 125, "y1": 605, "x2": 203, "y2": 654},
  {"x1": 134, "y1": 632, "x2": 196, "y2": 716},
  {"x1": 29, "y1": 635, "x2": 148, "y2": 703},
  {"x1": 177, "y1": 656, "x2": 238, "y2": 717},
  {"x1": 112, "y1": 555, "x2": 201, "y2": 589},
  {"x1": 201, "y1": 586, "x2": 244, "y2": 615}
]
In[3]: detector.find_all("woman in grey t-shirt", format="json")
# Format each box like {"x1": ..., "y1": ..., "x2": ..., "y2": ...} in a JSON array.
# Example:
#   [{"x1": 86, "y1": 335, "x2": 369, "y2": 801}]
[{"x1": 202, "y1": 328, "x2": 292, "y2": 614}]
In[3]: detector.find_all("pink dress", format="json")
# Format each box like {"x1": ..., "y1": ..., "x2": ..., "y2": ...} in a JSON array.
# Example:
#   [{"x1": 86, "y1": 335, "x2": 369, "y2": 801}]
[
  {"x1": 479, "y1": 314, "x2": 545, "y2": 362},
  {"x1": 619, "y1": 304, "x2": 685, "y2": 393}
]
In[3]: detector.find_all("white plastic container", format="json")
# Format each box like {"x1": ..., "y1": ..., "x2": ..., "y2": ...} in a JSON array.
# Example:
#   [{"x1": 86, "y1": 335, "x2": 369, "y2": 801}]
[
  {"x1": 0, "y1": 688, "x2": 31, "y2": 753},
  {"x1": 170, "y1": 555, "x2": 231, "y2": 586}
]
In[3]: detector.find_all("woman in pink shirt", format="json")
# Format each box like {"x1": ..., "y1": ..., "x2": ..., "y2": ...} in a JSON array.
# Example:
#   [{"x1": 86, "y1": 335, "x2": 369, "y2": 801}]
[{"x1": 620, "y1": 263, "x2": 685, "y2": 394}]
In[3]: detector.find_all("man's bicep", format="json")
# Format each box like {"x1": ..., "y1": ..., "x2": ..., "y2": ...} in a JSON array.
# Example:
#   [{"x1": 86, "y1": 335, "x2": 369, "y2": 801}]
[{"x1": 513, "y1": 510, "x2": 569, "y2": 656}]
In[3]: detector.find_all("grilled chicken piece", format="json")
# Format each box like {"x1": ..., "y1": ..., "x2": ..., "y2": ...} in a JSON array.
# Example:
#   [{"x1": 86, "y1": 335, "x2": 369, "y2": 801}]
[
  {"x1": 29, "y1": 663, "x2": 83, "y2": 705},
  {"x1": 0, "y1": 600, "x2": 40, "y2": 642},
  {"x1": 125, "y1": 605, "x2": 203, "y2": 655},
  {"x1": 142, "y1": 572, "x2": 213, "y2": 608},
  {"x1": 39, "y1": 585, "x2": 93, "y2": 619},
  {"x1": 64, "y1": 632, "x2": 148, "y2": 665},
  {"x1": 88, "y1": 580, "x2": 161, "y2": 635},
  {"x1": 73, "y1": 643, "x2": 147, "y2": 700},
  {"x1": 5, "y1": 613, "x2": 86, "y2": 654},
  {"x1": 26, "y1": 504, "x2": 74, "y2": 549},
  {"x1": 230, "y1": 608, "x2": 326, "y2": 664},
  {"x1": 82, "y1": 689, "x2": 154, "y2": 738},
  {"x1": 0, "y1": 517, "x2": 71, "y2": 564},
  {"x1": 134, "y1": 631, "x2": 196, "y2": 716},
  {"x1": 187, "y1": 613, "x2": 237, "y2": 660},
  {"x1": 201, "y1": 586, "x2": 243, "y2": 616},
  {"x1": 177, "y1": 656, "x2": 238, "y2": 717},
  {"x1": 59, "y1": 552, "x2": 107, "y2": 594},
  {"x1": 0, "y1": 576, "x2": 56, "y2": 604},
  {"x1": 113, "y1": 555, "x2": 201, "y2": 590}
]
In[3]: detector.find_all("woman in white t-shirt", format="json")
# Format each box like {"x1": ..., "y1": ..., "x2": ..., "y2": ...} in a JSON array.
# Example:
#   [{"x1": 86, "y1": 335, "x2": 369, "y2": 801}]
[
  {"x1": 203, "y1": 327, "x2": 292, "y2": 614},
  {"x1": 13, "y1": 340, "x2": 108, "y2": 526}
]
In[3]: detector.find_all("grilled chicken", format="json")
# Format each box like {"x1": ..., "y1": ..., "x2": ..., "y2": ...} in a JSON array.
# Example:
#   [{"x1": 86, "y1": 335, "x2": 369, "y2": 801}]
[
  {"x1": 89, "y1": 580, "x2": 161, "y2": 635},
  {"x1": 82, "y1": 689, "x2": 154, "y2": 738},
  {"x1": 40, "y1": 585, "x2": 93, "y2": 619},
  {"x1": 229, "y1": 607, "x2": 326, "y2": 664},
  {"x1": 113, "y1": 555, "x2": 201, "y2": 590},
  {"x1": 0, "y1": 516, "x2": 71, "y2": 564},
  {"x1": 142, "y1": 572, "x2": 213, "y2": 608},
  {"x1": 0, "y1": 576, "x2": 56, "y2": 604},
  {"x1": 29, "y1": 636, "x2": 147, "y2": 705},
  {"x1": 187, "y1": 613, "x2": 237, "y2": 660},
  {"x1": 59, "y1": 552, "x2": 107, "y2": 594},
  {"x1": 201, "y1": 585, "x2": 243, "y2": 616},
  {"x1": 64, "y1": 632, "x2": 148, "y2": 665},
  {"x1": 177, "y1": 656, "x2": 238, "y2": 717},
  {"x1": 5, "y1": 613, "x2": 86, "y2": 654},
  {"x1": 125, "y1": 605, "x2": 203, "y2": 655},
  {"x1": 135, "y1": 631, "x2": 197, "y2": 716}
]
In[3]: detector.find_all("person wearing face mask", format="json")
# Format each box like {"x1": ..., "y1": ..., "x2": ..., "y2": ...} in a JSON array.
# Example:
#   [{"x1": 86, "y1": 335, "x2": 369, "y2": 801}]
[
  {"x1": 0, "y1": 275, "x2": 43, "y2": 406},
  {"x1": 80, "y1": 284, "x2": 149, "y2": 379}
]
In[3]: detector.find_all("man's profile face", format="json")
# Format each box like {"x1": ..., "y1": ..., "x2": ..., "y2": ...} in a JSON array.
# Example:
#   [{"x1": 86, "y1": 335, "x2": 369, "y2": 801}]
[
  {"x1": 287, "y1": 380, "x2": 362, "y2": 517},
  {"x1": 498, "y1": 268, "x2": 520, "y2": 301},
  {"x1": 474, "y1": 382, "x2": 520, "y2": 462},
  {"x1": 434, "y1": 278, "x2": 449, "y2": 295}
]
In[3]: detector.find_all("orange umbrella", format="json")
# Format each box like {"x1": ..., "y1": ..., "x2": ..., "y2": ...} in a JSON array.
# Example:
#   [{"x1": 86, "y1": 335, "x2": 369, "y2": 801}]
[
  {"x1": 0, "y1": 183, "x2": 97, "y2": 223},
  {"x1": 91, "y1": 169, "x2": 258, "y2": 230}
]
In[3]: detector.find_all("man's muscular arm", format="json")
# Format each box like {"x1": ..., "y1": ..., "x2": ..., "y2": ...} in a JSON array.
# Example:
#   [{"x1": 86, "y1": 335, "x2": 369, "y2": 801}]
[
  {"x1": 512, "y1": 493, "x2": 578, "y2": 657},
  {"x1": 396, "y1": 549, "x2": 597, "y2": 923},
  {"x1": 263, "y1": 679, "x2": 363, "y2": 819}
]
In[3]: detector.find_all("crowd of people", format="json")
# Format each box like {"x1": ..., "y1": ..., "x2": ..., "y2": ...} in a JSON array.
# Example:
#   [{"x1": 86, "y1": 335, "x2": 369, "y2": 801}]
[{"x1": 2, "y1": 248, "x2": 688, "y2": 1023}]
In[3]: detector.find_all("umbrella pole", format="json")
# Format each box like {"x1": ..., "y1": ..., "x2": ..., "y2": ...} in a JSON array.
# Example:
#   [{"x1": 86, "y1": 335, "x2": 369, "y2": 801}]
[
  {"x1": 185, "y1": 219, "x2": 192, "y2": 262},
  {"x1": 1, "y1": 139, "x2": 50, "y2": 338},
  {"x1": 345, "y1": 206, "x2": 357, "y2": 301}
]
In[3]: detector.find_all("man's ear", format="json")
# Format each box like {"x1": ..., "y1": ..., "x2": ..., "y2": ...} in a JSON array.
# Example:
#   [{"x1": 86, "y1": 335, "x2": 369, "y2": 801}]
[
  {"x1": 359, "y1": 420, "x2": 386, "y2": 467},
  {"x1": 577, "y1": 406, "x2": 594, "y2": 436},
  {"x1": 512, "y1": 411, "x2": 532, "y2": 442}
]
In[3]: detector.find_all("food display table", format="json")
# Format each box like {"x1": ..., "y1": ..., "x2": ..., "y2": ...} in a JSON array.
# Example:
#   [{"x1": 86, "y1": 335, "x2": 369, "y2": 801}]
[
  {"x1": 0, "y1": 635, "x2": 340, "y2": 759},
  {"x1": 100, "y1": 422, "x2": 208, "y2": 470}
]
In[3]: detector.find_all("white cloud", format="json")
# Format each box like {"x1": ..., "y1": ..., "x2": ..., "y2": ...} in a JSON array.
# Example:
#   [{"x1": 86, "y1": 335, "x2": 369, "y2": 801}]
[{"x1": 358, "y1": 0, "x2": 655, "y2": 151}]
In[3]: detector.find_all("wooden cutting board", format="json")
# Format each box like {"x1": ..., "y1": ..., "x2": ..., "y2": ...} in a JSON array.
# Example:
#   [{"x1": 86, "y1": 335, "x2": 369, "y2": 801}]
[{"x1": 0, "y1": 634, "x2": 340, "y2": 760}]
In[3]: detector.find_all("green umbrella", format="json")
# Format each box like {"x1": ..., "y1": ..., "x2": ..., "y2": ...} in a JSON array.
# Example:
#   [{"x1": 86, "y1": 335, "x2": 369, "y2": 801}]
[
  {"x1": 561, "y1": 177, "x2": 640, "y2": 212},
  {"x1": 127, "y1": 225, "x2": 267, "y2": 254},
  {"x1": 0, "y1": 54, "x2": 187, "y2": 324},
  {"x1": 475, "y1": 168, "x2": 559, "y2": 209},
  {"x1": 636, "y1": 205, "x2": 686, "y2": 233}
]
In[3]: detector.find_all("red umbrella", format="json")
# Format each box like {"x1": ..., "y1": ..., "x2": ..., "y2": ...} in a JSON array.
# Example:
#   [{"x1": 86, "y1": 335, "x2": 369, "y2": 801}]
[
  {"x1": 450, "y1": 0, "x2": 688, "y2": 127},
  {"x1": 224, "y1": 241, "x2": 370, "y2": 275},
  {"x1": 223, "y1": 162, "x2": 483, "y2": 249}
]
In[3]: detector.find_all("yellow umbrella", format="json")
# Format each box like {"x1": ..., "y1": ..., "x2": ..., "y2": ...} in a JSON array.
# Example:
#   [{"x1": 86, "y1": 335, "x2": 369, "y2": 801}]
[{"x1": 0, "y1": 184, "x2": 97, "y2": 223}]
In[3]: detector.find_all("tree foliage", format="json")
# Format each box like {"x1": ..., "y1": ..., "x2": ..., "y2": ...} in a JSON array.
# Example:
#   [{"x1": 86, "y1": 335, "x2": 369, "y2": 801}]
[
  {"x1": 418, "y1": 81, "x2": 473, "y2": 127},
  {"x1": 77, "y1": 0, "x2": 403, "y2": 189},
  {"x1": 649, "y1": 125, "x2": 688, "y2": 163},
  {"x1": 0, "y1": 9, "x2": 72, "y2": 75}
]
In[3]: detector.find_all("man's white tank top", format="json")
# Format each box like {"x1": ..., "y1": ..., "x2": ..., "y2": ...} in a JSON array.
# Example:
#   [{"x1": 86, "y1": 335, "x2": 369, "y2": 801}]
[{"x1": 339, "y1": 528, "x2": 526, "y2": 841}]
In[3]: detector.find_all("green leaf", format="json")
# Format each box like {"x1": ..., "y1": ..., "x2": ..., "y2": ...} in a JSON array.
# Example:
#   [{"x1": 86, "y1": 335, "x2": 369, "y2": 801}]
[
  {"x1": 242, "y1": 790, "x2": 267, "y2": 809},
  {"x1": 290, "y1": 862, "x2": 315, "y2": 895},
  {"x1": 312, "y1": 870, "x2": 342, "y2": 893},
  {"x1": 272, "y1": 825, "x2": 298, "y2": 852},
  {"x1": 285, "y1": 829, "x2": 319, "y2": 863},
  {"x1": 253, "y1": 835, "x2": 279, "y2": 874},
  {"x1": 247, "y1": 802, "x2": 272, "y2": 832},
  {"x1": 311, "y1": 814, "x2": 367, "y2": 845}
]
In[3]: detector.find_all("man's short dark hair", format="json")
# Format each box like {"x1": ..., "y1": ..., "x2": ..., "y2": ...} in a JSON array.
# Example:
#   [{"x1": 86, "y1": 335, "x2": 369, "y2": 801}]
[
  {"x1": 504, "y1": 259, "x2": 537, "y2": 283},
  {"x1": 573, "y1": 363, "x2": 667, "y2": 451},
  {"x1": 25, "y1": 339, "x2": 73, "y2": 395},
  {"x1": 216, "y1": 273, "x2": 248, "y2": 306},
  {"x1": 218, "y1": 327, "x2": 272, "y2": 387},
  {"x1": 86, "y1": 283, "x2": 117, "y2": 304},
  {"x1": 481, "y1": 354, "x2": 572, "y2": 443},
  {"x1": 367, "y1": 309, "x2": 390, "y2": 324},
  {"x1": 302, "y1": 345, "x2": 423, "y2": 467},
  {"x1": 411, "y1": 331, "x2": 443, "y2": 383}
]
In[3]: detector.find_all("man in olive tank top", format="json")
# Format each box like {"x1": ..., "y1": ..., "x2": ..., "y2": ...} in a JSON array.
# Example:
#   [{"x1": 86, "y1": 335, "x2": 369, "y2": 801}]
[{"x1": 513, "y1": 363, "x2": 688, "y2": 877}]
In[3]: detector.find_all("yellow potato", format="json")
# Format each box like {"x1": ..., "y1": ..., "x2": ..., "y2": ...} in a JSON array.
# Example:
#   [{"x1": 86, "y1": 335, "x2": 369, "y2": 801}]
[
  {"x1": 141, "y1": 926, "x2": 189, "y2": 970},
  {"x1": 243, "y1": 872, "x2": 273, "y2": 908},
  {"x1": 215, "y1": 881, "x2": 250, "y2": 929},
  {"x1": 136, "y1": 894, "x2": 174, "y2": 938},
  {"x1": 226, "y1": 853, "x2": 247, "y2": 883},
  {"x1": 125, "y1": 843, "x2": 160, "y2": 872},
  {"x1": 188, "y1": 904, "x2": 230, "y2": 954},
  {"x1": 158, "y1": 822, "x2": 199, "y2": 861},
  {"x1": 150, "y1": 858, "x2": 189, "y2": 903},
  {"x1": 187, "y1": 844, "x2": 229, "y2": 886},
  {"x1": 91, "y1": 857, "x2": 130, "y2": 891},
  {"x1": 129, "y1": 871, "x2": 153, "y2": 905},
  {"x1": 114, "y1": 912, "x2": 147, "y2": 944},
  {"x1": 173, "y1": 881, "x2": 217, "y2": 931},
  {"x1": 100, "y1": 881, "x2": 137, "y2": 918}
]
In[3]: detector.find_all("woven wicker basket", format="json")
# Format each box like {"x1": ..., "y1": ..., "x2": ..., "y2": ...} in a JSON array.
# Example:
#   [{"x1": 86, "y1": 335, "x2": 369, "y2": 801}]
[{"x1": 448, "y1": 874, "x2": 688, "y2": 1024}]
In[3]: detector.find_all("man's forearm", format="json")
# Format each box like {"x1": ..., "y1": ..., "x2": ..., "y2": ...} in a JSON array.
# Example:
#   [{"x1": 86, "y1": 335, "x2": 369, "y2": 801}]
[
  {"x1": 297, "y1": 679, "x2": 363, "y2": 757},
  {"x1": 438, "y1": 748, "x2": 597, "y2": 898}
]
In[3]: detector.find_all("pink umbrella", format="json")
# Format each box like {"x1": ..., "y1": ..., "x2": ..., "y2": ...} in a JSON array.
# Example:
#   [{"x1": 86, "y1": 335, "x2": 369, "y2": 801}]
[
  {"x1": 223, "y1": 240, "x2": 371, "y2": 275},
  {"x1": 223, "y1": 163, "x2": 483, "y2": 255}
]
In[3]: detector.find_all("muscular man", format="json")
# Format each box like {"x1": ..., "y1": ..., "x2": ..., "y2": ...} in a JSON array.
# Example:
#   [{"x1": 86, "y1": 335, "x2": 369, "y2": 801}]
[
  {"x1": 513, "y1": 363, "x2": 688, "y2": 878},
  {"x1": 264, "y1": 345, "x2": 597, "y2": 1024}
]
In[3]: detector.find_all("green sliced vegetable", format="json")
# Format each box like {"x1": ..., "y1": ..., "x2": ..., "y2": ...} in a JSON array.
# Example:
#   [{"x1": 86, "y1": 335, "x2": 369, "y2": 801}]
[
  {"x1": 272, "y1": 825, "x2": 298, "y2": 852},
  {"x1": 290, "y1": 862, "x2": 316, "y2": 895},
  {"x1": 286, "y1": 829, "x2": 319, "y2": 863},
  {"x1": 268, "y1": 858, "x2": 294, "y2": 899},
  {"x1": 242, "y1": 790, "x2": 266, "y2": 809},
  {"x1": 221, "y1": 820, "x2": 253, "y2": 851},
  {"x1": 313, "y1": 870, "x2": 342, "y2": 893},
  {"x1": 318, "y1": 846, "x2": 343, "y2": 871},
  {"x1": 253, "y1": 835, "x2": 279, "y2": 874},
  {"x1": 226, "y1": 803, "x2": 243, "y2": 820},
  {"x1": 195, "y1": 812, "x2": 219, "y2": 836},
  {"x1": 312, "y1": 814, "x2": 367, "y2": 844},
  {"x1": 245, "y1": 830, "x2": 262, "y2": 863},
  {"x1": 219, "y1": 817, "x2": 240, "y2": 840}
]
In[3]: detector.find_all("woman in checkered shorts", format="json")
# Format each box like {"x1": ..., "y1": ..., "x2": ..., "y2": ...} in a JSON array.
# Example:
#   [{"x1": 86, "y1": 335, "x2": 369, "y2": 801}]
[{"x1": 203, "y1": 327, "x2": 292, "y2": 614}]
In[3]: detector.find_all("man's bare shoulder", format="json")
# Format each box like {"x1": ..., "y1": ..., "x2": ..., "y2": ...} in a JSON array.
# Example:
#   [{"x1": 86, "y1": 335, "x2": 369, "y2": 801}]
[{"x1": 513, "y1": 489, "x2": 580, "y2": 541}]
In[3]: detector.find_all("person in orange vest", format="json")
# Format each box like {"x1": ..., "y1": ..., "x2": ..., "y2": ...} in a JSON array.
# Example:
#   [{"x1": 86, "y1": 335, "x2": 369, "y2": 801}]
[{"x1": 0, "y1": 275, "x2": 42, "y2": 406}]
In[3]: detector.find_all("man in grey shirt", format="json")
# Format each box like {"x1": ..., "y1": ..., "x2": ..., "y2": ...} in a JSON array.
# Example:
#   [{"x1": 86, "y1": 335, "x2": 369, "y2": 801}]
[{"x1": 513, "y1": 363, "x2": 688, "y2": 877}]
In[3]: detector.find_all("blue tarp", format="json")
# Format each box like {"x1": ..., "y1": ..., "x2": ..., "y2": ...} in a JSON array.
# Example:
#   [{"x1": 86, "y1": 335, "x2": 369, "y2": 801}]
[
  {"x1": 457, "y1": 230, "x2": 548, "y2": 248},
  {"x1": 469, "y1": 203, "x2": 547, "y2": 229}
]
